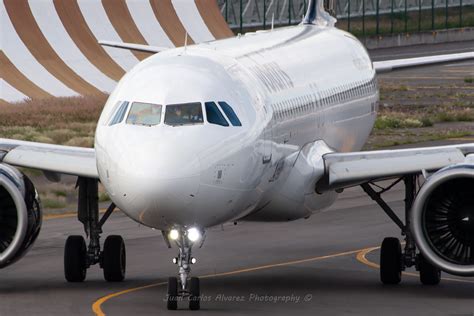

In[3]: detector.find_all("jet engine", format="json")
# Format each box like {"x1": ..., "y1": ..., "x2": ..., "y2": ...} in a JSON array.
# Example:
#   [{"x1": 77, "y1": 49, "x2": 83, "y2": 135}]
[
  {"x1": 0, "y1": 164, "x2": 42, "y2": 268},
  {"x1": 411, "y1": 165, "x2": 474, "y2": 276}
]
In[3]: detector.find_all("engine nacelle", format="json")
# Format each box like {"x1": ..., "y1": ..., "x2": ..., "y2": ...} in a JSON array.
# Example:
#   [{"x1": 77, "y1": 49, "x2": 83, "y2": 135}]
[
  {"x1": 0, "y1": 164, "x2": 42, "y2": 268},
  {"x1": 411, "y1": 165, "x2": 474, "y2": 276}
]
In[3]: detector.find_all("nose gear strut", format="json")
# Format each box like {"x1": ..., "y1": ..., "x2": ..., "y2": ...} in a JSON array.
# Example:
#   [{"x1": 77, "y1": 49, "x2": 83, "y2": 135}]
[{"x1": 165, "y1": 227, "x2": 203, "y2": 311}]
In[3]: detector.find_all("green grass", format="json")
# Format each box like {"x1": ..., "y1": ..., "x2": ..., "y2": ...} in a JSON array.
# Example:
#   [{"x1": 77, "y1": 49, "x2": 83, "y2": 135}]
[
  {"x1": 374, "y1": 116, "x2": 432, "y2": 129},
  {"x1": 42, "y1": 198, "x2": 67, "y2": 209},
  {"x1": 99, "y1": 192, "x2": 111, "y2": 202},
  {"x1": 465, "y1": 77, "x2": 474, "y2": 84},
  {"x1": 53, "y1": 190, "x2": 68, "y2": 198},
  {"x1": 436, "y1": 109, "x2": 474, "y2": 122}
]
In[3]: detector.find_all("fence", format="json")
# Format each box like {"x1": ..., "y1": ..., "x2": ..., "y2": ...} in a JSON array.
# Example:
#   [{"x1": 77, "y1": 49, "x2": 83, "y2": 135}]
[{"x1": 218, "y1": 0, "x2": 474, "y2": 36}]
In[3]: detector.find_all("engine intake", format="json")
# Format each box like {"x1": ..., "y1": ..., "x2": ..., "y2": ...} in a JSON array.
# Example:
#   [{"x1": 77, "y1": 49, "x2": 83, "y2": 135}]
[
  {"x1": 0, "y1": 164, "x2": 42, "y2": 268},
  {"x1": 411, "y1": 165, "x2": 474, "y2": 276}
]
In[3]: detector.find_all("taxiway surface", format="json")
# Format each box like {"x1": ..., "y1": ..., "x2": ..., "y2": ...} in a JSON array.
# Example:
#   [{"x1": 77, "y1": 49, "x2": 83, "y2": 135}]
[{"x1": 2, "y1": 182, "x2": 474, "y2": 316}]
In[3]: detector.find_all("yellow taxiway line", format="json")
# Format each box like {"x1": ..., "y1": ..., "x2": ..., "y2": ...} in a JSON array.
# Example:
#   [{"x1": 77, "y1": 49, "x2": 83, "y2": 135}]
[
  {"x1": 92, "y1": 244, "x2": 474, "y2": 315},
  {"x1": 92, "y1": 282, "x2": 168, "y2": 316},
  {"x1": 44, "y1": 212, "x2": 77, "y2": 220},
  {"x1": 91, "y1": 247, "x2": 370, "y2": 316}
]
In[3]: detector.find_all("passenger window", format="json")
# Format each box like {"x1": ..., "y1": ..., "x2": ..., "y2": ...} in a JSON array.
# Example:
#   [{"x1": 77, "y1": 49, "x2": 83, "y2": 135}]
[
  {"x1": 109, "y1": 101, "x2": 129, "y2": 126},
  {"x1": 218, "y1": 101, "x2": 242, "y2": 126},
  {"x1": 205, "y1": 102, "x2": 229, "y2": 126},
  {"x1": 165, "y1": 102, "x2": 204, "y2": 126},
  {"x1": 126, "y1": 102, "x2": 162, "y2": 126}
]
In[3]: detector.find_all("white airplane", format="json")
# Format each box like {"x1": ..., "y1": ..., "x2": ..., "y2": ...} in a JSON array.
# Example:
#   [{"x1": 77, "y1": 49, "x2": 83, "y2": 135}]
[{"x1": 1, "y1": 0, "x2": 474, "y2": 311}]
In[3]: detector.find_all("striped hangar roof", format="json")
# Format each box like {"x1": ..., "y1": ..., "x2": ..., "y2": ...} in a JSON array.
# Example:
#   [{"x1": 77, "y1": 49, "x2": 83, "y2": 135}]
[{"x1": 0, "y1": 0, "x2": 233, "y2": 103}]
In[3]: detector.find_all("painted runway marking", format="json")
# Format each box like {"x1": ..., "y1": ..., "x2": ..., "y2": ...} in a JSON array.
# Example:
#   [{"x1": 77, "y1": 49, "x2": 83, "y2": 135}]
[
  {"x1": 356, "y1": 247, "x2": 474, "y2": 284},
  {"x1": 91, "y1": 247, "x2": 370, "y2": 315}
]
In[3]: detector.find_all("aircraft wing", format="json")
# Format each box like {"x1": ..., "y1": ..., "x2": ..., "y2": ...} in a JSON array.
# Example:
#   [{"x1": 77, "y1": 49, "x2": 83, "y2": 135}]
[
  {"x1": 316, "y1": 143, "x2": 474, "y2": 192},
  {"x1": 0, "y1": 139, "x2": 98, "y2": 179},
  {"x1": 373, "y1": 51, "x2": 474, "y2": 73},
  {"x1": 99, "y1": 40, "x2": 169, "y2": 54}
]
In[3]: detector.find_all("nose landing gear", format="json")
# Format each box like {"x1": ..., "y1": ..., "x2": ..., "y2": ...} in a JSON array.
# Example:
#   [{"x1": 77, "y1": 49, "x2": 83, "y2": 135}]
[{"x1": 165, "y1": 227, "x2": 203, "y2": 311}]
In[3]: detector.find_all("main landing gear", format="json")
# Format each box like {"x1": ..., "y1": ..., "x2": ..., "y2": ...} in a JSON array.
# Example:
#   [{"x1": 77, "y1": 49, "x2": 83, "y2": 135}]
[
  {"x1": 361, "y1": 175, "x2": 441, "y2": 285},
  {"x1": 64, "y1": 178, "x2": 126, "y2": 283},
  {"x1": 164, "y1": 227, "x2": 203, "y2": 310}
]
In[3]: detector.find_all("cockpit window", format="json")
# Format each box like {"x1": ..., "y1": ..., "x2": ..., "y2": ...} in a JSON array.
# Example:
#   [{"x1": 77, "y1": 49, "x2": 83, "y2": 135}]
[
  {"x1": 126, "y1": 102, "x2": 162, "y2": 126},
  {"x1": 218, "y1": 102, "x2": 242, "y2": 126},
  {"x1": 164, "y1": 102, "x2": 204, "y2": 126},
  {"x1": 109, "y1": 101, "x2": 129, "y2": 126},
  {"x1": 205, "y1": 102, "x2": 229, "y2": 127}
]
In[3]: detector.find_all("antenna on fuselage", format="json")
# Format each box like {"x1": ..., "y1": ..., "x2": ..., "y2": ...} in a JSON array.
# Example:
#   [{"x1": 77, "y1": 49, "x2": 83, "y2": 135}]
[
  {"x1": 184, "y1": 32, "x2": 188, "y2": 53},
  {"x1": 302, "y1": 0, "x2": 337, "y2": 26},
  {"x1": 271, "y1": 13, "x2": 275, "y2": 31}
]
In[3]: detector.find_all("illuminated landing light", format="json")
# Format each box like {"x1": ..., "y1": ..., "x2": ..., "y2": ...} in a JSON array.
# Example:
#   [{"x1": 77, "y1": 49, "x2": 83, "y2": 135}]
[
  {"x1": 191, "y1": 257, "x2": 197, "y2": 264},
  {"x1": 187, "y1": 227, "x2": 201, "y2": 242},
  {"x1": 169, "y1": 229, "x2": 180, "y2": 240}
]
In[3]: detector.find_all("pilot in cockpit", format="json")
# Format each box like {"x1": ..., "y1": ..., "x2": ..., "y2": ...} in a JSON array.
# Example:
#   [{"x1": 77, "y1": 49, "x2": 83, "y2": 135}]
[{"x1": 165, "y1": 103, "x2": 203, "y2": 125}]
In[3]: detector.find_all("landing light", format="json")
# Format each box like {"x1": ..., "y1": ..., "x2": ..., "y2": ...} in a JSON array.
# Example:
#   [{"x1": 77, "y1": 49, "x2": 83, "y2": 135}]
[
  {"x1": 191, "y1": 257, "x2": 197, "y2": 264},
  {"x1": 169, "y1": 229, "x2": 180, "y2": 240},
  {"x1": 187, "y1": 227, "x2": 201, "y2": 242}
]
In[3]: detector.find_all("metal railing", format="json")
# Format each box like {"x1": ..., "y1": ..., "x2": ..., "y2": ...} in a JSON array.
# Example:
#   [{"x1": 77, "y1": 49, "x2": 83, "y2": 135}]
[{"x1": 218, "y1": 0, "x2": 474, "y2": 36}]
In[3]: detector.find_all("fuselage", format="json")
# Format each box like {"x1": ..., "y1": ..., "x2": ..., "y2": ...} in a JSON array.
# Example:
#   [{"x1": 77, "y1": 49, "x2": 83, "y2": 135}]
[{"x1": 95, "y1": 23, "x2": 378, "y2": 230}]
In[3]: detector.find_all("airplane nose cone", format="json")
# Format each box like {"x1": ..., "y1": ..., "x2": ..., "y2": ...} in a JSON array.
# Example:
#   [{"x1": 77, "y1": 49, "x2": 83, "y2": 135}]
[
  {"x1": 111, "y1": 138, "x2": 202, "y2": 228},
  {"x1": 134, "y1": 139, "x2": 201, "y2": 180}
]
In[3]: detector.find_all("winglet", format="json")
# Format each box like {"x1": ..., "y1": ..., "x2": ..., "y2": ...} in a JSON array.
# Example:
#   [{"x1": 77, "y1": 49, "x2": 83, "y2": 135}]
[
  {"x1": 99, "y1": 40, "x2": 169, "y2": 54},
  {"x1": 302, "y1": 0, "x2": 337, "y2": 26}
]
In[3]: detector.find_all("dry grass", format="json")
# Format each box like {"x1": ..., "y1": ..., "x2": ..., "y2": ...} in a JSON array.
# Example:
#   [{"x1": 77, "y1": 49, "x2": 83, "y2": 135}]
[
  {"x1": 375, "y1": 105, "x2": 474, "y2": 130},
  {"x1": 0, "y1": 95, "x2": 106, "y2": 147},
  {"x1": 0, "y1": 96, "x2": 107, "y2": 213},
  {"x1": 368, "y1": 78, "x2": 474, "y2": 149},
  {"x1": 1, "y1": 95, "x2": 105, "y2": 127}
]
